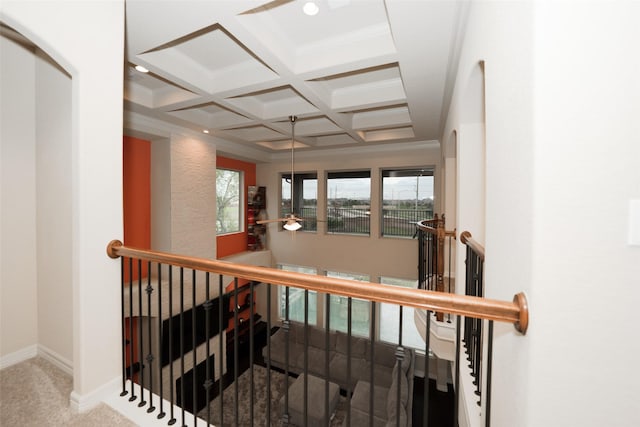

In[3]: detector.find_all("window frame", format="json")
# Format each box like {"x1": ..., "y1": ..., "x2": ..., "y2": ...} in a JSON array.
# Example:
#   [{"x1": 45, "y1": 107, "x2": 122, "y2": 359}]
[
  {"x1": 276, "y1": 263, "x2": 318, "y2": 325},
  {"x1": 215, "y1": 167, "x2": 244, "y2": 236},
  {"x1": 326, "y1": 169, "x2": 372, "y2": 236},
  {"x1": 380, "y1": 167, "x2": 435, "y2": 238},
  {"x1": 280, "y1": 171, "x2": 318, "y2": 232},
  {"x1": 325, "y1": 270, "x2": 371, "y2": 337},
  {"x1": 377, "y1": 276, "x2": 425, "y2": 351}
]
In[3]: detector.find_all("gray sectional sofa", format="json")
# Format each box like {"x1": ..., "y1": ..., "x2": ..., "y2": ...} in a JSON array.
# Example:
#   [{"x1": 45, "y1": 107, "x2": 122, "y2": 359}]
[{"x1": 263, "y1": 321, "x2": 414, "y2": 426}]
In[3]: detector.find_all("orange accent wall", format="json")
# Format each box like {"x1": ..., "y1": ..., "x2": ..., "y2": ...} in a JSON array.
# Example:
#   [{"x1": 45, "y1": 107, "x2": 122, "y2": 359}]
[
  {"x1": 123, "y1": 136, "x2": 151, "y2": 281},
  {"x1": 216, "y1": 156, "x2": 256, "y2": 258}
]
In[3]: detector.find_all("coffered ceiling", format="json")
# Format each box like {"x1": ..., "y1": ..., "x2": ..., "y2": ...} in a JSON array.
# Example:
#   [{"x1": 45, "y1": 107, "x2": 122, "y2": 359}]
[{"x1": 124, "y1": 0, "x2": 465, "y2": 159}]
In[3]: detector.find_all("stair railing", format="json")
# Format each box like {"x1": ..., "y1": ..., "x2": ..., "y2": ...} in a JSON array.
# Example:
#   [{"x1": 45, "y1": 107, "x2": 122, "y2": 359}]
[
  {"x1": 106, "y1": 239, "x2": 528, "y2": 427},
  {"x1": 416, "y1": 214, "x2": 457, "y2": 321}
]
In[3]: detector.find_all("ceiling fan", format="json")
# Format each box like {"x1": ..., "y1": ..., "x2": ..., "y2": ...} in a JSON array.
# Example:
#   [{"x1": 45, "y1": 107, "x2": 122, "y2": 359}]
[{"x1": 256, "y1": 115, "x2": 304, "y2": 231}]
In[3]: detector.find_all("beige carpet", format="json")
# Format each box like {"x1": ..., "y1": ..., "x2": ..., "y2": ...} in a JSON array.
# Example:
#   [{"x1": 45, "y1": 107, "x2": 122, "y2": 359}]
[{"x1": 0, "y1": 357, "x2": 136, "y2": 426}]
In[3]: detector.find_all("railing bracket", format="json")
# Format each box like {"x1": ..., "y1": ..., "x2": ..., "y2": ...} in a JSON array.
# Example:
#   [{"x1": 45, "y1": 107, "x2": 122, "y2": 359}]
[{"x1": 513, "y1": 292, "x2": 529, "y2": 334}]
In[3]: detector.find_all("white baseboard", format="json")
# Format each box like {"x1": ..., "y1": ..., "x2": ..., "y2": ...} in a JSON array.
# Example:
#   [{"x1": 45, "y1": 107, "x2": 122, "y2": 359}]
[
  {"x1": 38, "y1": 344, "x2": 73, "y2": 376},
  {"x1": 70, "y1": 376, "x2": 120, "y2": 413},
  {"x1": 0, "y1": 344, "x2": 38, "y2": 370}
]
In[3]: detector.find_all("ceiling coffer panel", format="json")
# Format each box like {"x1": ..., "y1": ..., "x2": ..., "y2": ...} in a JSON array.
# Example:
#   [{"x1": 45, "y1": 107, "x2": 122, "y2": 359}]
[
  {"x1": 125, "y1": 65, "x2": 200, "y2": 109},
  {"x1": 123, "y1": 0, "x2": 462, "y2": 153},
  {"x1": 223, "y1": 125, "x2": 287, "y2": 142},
  {"x1": 226, "y1": 86, "x2": 319, "y2": 120},
  {"x1": 166, "y1": 102, "x2": 252, "y2": 129},
  {"x1": 307, "y1": 64, "x2": 406, "y2": 112},
  {"x1": 236, "y1": 0, "x2": 396, "y2": 74},
  {"x1": 136, "y1": 24, "x2": 280, "y2": 95}
]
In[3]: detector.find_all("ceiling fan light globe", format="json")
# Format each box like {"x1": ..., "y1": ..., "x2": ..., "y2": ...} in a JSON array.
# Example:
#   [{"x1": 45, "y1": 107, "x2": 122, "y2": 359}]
[{"x1": 284, "y1": 221, "x2": 302, "y2": 231}]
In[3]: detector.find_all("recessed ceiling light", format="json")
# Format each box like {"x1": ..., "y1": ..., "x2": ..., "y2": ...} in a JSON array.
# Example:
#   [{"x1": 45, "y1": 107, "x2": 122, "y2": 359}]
[
  {"x1": 203, "y1": 129, "x2": 210, "y2": 134},
  {"x1": 303, "y1": 2, "x2": 319, "y2": 16},
  {"x1": 134, "y1": 65, "x2": 149, "y2": 73}
]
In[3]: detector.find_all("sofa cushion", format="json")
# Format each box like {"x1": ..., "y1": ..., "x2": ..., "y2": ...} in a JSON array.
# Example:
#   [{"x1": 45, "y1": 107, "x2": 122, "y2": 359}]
[
  {"x1": 329, "y1": 354, "x2": 369, "y2": 389},
  {"x1": 280, "y1": 343, "x2": 305, "y2": 369},
  {"x1": 335, "y1": 331, "x2": 367, "y2": 358},
  {"x1": 297, "y1": 347, "x2": 333, "y2": 377},
  {"x1": 351, "y1": 380, "x2": 389, "y2": 420},
  {"x1": 308, "y1": 325, "x2": 336, "y2": 350},
  {"x1": 372, "y1": 363, "x2": 394, "y2": 388},
  {"x1": 373, "y1": 342, "x2": 397, "y2": 368},
  {"x1": 289, "y1": 322, "x2": 309, "y2": 345}
]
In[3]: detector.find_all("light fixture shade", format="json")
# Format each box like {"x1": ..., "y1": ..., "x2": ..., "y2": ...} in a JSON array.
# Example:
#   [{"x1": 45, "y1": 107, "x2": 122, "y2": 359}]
[
  {"x1": 283, "y1": 221, "x2": 302, "y2": 231},
  {"x1": 303, "y1": 2, "x2": 319, "y2": 16}
]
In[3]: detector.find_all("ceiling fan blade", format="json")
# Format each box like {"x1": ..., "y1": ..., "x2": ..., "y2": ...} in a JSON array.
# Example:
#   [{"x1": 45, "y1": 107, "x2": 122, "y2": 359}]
[{"x1": 256, "y1": 218, "x2": 287, "y2": 224}]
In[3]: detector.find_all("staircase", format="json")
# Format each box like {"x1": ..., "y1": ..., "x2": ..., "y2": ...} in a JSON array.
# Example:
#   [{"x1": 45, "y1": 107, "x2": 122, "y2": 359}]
[{"x1": 414, "y1": 306, "x2": 456, "y2": 361}]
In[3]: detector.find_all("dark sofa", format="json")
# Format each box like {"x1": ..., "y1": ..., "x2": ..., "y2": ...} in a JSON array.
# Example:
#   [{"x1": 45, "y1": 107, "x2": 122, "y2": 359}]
[{"x1": 263, "y1": 321, "x2": 414, "y2": 426}]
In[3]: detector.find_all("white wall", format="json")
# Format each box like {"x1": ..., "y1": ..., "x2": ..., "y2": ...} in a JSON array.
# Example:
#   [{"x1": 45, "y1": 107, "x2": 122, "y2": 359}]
[
  {"x1": 445, "y1": 1, "x2": 640, "y2": 426},
  {"x1": 1, "y1": 0, "x2": 124, "y2": 407},
  {"x1": 529, "y1": 2, "x2": 640, "y2": 426},
  {"x1": 443, "y1": 2, "x2": 535, "y2": 426},
  {"x1": 35, "y1": 50, "x2": 73, "y2": 368},
  {"x1": 256, "y1": 142, "x2": 441, "y2": 280},
  {"x1": 0, "y1": 35, "x2": 39, "y2": 361}
]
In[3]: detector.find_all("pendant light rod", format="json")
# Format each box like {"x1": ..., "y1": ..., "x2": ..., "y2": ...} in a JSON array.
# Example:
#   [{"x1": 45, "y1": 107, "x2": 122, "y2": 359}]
[{"x1": 289, "y1": 115, "x2": 297, "y2": 215}]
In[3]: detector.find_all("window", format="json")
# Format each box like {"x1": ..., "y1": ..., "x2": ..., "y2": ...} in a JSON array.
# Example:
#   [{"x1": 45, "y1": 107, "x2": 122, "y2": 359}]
[
  {"x1": 327, "y1": 170, "x2": 371, "y2": 235},
  {"x1": 378, "y1": 276, "x2": 425, "y2": 350},
  {"x1": 277, "y1": 264, "x2": 317, "y2": 325},
  {"x1": 216, "y1": 168, "x2": 242, "y2": 235},
  {"x1": 381, "y1": 168, "x2": 434, "y2": 237},
  {"x1": 326, "y1": 271, "x2": 370, "y2": 337},
  {"x1": 281, "y1": 172, "x2": 318, "y2": 231}
]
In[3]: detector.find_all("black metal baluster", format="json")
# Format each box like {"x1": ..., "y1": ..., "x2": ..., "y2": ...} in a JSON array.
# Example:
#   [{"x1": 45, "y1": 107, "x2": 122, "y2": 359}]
[
  {"x1": 146, "y1": 261, "x2": 156, "y2": 413},
  {"x1": 138, "y1": 259, "x2": 147, "y2": 407},
  {"x1": 395, "y1": 302, "x2": 402, "y2": 427},
  {"x1": 304, "y1": 290, "x2": 309, "y2": 426},
  {"x1": 418, "y1": 229, "x2": 422, "y2": 288},
  {"x1": 475, "y1": 318, "x2": 482, "y2": 405},
  {"x1": 250, "y1": 280, "x2": 255, "y2": 426},
  {"x1": 485, "y1": 320, "x2": 494, "y2": 427},
  {"x1": 474, "y1": 253, "x2": 483, "y2": 403},
  {"x1": 179, "y1": 267, "x2": 185, "y2": 427},
  {"x1": 369, "y1": 302, "x2": 375, "y2": 427},
  {"x1": 447, "y1": 235, "x2": 453, "y2": 323},
  {"x1": 191, "y1": 270, "x2": 197, "y2": 426},
  {"x1": 168, "y1": 265, "x2": 176, "y2": 425},
  {"x1": 468, "y1": 254, "x2": 477, "y2": 379},
  {"x1": 282, "y1": 287, "x2": 290, "y2": 425},
  {"x1": 128, "y1": 257, "x2": 136, "y2": 402},
  {"x1": 324, "y1": 294, "x2": 330, "y2": 426},
  {"x1": 423, "y1": 310, "x2": 431, "y2": 427},
  {"x1": 266, "y1": 284, "x2": 272, "y2": 425},
  {"x1": 427, "y1": 233, "x2": 433, "y2": 291},
  {"x1": 203, "y1": 273, "x2": 212, "y2": 425},
  {"x1": 346, "y1": 297, "x2": 352, "y2": 426},
  {"x1": 218, "y1": 275, "x2": 224, "y2": 426},
  {"x1": 454, "y1": 315, "x2": 461, "y2": 427},
  {"x1": 157, "y1": 263, "x2": 166, "y2": 419},
  {"x1": 233, "y1": 277, "x2": 239, "y2": 426},
  {"x1": 120, "y1": 258, "x2": 128, "y2": 398}
]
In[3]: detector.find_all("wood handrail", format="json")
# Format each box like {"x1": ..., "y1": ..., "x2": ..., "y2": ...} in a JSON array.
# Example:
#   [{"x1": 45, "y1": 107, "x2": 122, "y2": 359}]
[
  {"x1": 415, "y1": 219, "x2": 457, "y2": 238},
  {"x1": 107, "y1": 240, "x2": 528, "y2": 334},
  {"x1": 460, "y1": 231, "x2": 485, "y2": 261}
]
